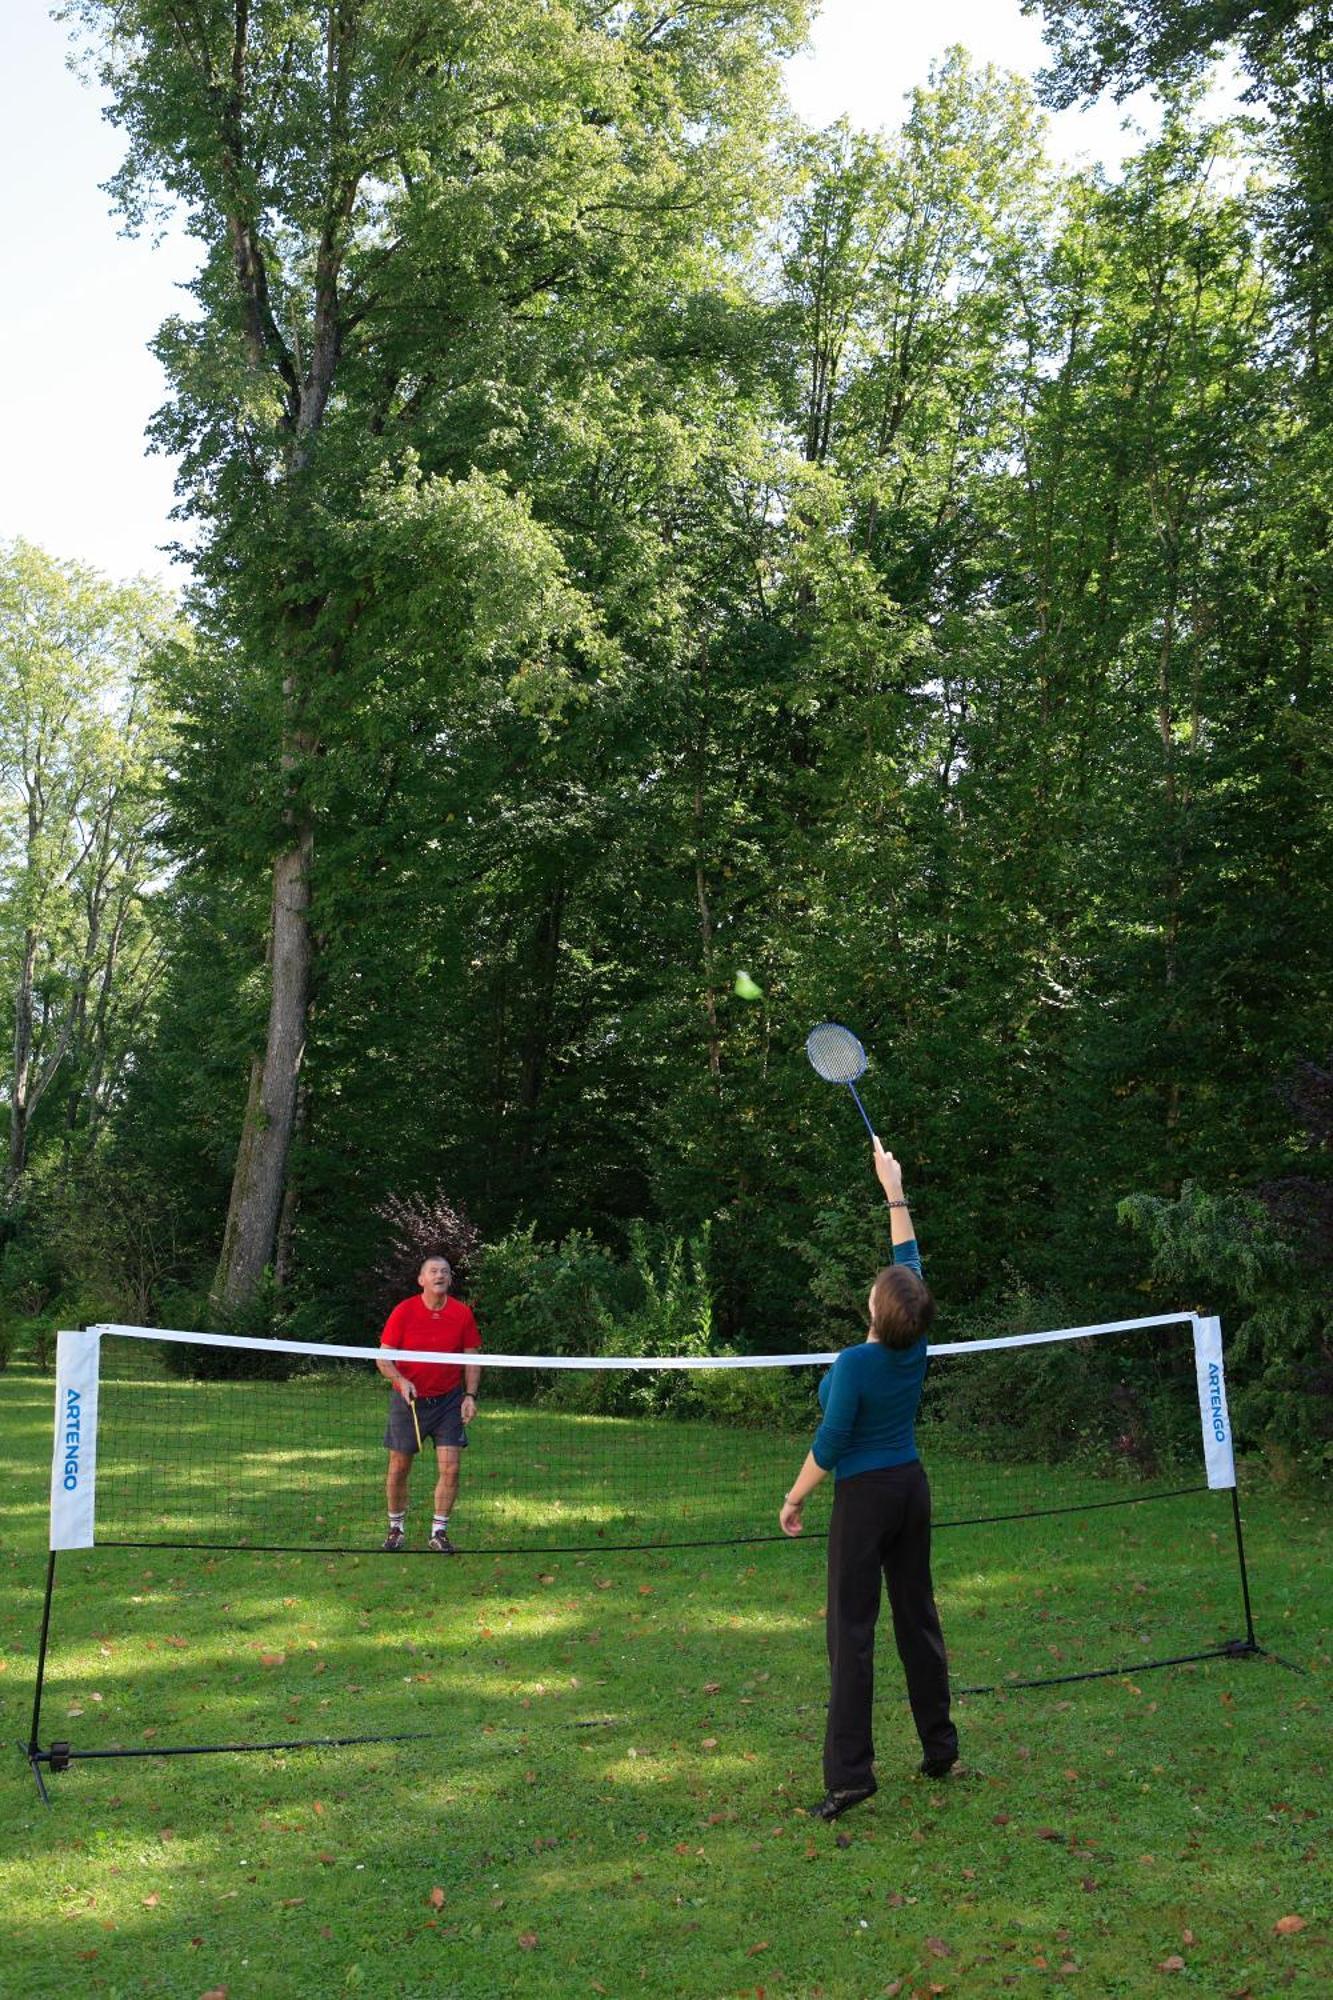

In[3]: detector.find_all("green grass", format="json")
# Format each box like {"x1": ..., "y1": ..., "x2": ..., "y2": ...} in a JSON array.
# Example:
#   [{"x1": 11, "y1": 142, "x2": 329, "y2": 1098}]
[{"x1": 1, "y1": 1358, "x2": 1329, "y2": 1998}]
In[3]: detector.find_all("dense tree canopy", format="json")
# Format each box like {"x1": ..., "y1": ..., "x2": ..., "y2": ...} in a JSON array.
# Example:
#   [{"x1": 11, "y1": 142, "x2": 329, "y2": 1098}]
[{"x1": 2, "y1": 11, "x2": 1329, "y2": 1463}]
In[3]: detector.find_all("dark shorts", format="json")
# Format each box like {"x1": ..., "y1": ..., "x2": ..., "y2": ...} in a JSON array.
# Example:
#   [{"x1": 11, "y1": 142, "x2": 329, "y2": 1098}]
[{"x1": 383, "y1": 1388, "x2": 468, "y2": 1456}]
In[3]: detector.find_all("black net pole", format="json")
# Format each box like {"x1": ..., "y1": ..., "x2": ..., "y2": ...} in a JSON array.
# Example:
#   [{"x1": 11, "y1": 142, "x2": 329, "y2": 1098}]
[
  {"x1": 1229, "y1": 1483, "x2": 1260, "y2": 1652},
  {"x1": 36, "y1": 1730, "x2": 439, "y2": 1767},
  {"x1": 21, "y1": 1550, "x2": 58, "y2": 1805}
]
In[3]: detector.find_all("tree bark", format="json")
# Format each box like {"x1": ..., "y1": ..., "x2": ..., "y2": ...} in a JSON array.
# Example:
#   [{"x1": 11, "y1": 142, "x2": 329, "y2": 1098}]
[{"x1": 213, "y1": 825, "x2": 314, "y2": 1308}]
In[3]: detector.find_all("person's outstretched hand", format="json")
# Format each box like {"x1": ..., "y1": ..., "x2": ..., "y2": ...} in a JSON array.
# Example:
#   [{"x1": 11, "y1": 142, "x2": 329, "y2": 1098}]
[{"x1": 872, "y1": 1134, "x2": 904, "y2": 1200}]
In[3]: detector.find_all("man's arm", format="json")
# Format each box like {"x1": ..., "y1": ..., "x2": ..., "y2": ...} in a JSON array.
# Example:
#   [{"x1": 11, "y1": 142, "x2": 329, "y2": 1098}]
[
  {"x1": 377, "y1": 1310, "x2": 416, "y2": 1399},
  {"x1": 461, "y1": 1310, "x2": 481, "y2": 1409}
]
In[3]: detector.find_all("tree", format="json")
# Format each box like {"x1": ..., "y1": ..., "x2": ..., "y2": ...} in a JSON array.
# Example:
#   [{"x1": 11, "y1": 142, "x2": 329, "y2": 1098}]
[
  {"x1": 68, "y1": 0, "x2": 809, "y2": 1307},
  {"x1": 1020, "y1": 2, "x2": 1308, "y2": 105},
  {"x1": 0, "y1": 539, "x2": 175, "y2": 1188}
]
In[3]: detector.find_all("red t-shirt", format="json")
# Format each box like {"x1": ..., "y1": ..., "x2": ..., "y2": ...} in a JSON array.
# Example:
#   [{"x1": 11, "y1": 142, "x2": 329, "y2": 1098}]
[{"x1": 380, "y1": 1295, "x2": 481, "y2": 1398}]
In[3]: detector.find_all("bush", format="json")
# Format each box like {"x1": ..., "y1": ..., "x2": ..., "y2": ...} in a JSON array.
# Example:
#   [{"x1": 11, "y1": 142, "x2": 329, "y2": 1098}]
[
  {"x1": 367, "y1": 1187, "x2": 483, "y2": 1322},
  {"x1": 917, "y1": 1268, "x2": 1199, "y2": 1475},
  {"x1": 152, "y1": 1275, "x2": 296, "y2": 1380},
  {"x1": 473, "y1": 1221, "x2": 720, "y2": 1417},
  {"x1": 1120, "y1": 1181, "x2": 1333, "y2": 1478}
]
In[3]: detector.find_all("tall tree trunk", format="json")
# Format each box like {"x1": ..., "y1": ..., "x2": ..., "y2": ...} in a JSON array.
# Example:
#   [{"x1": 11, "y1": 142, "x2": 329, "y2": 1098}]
[{"x1": 213, "y1": 824, "x2": 314, "y2": 1307}]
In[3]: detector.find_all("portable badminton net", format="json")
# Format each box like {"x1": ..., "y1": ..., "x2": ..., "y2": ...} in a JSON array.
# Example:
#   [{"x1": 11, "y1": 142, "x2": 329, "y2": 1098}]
[{"x1": 24, "y1": 1312, "x2": 1262, "y2": 1797}]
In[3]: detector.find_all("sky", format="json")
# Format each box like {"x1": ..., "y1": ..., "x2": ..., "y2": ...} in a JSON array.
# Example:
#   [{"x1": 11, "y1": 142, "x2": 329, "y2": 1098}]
[{"x1": 0, "y1": 1, "x2": 1220, "y2": 589}]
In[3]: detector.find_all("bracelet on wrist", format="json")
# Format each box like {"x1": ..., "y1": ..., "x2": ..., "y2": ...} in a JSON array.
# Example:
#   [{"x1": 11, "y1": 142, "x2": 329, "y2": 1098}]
[{"x1": 886, "y1": 1198, "x2": 908, "y2": 1209}]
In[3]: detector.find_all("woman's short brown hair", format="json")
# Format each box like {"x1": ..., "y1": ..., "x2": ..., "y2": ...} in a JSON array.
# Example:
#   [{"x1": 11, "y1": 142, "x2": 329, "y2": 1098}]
[{"x1": 869, "y1": 1265, "x2": 935, "y2": 1350}]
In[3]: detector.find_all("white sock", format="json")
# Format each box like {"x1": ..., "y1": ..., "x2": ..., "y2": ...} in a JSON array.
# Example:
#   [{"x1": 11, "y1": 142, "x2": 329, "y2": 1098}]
[
  {"x1": 389, "y1": 1512, "x2": 406, "y2": 1530},
  {"x1": 433, "y1": 1515, "x2": 449, "y2": 1534}
]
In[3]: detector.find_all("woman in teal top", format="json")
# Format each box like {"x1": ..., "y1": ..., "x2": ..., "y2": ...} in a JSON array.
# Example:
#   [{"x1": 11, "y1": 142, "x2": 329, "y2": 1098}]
[{"x1": 781, "y1": 1137, "x2": 959, "y2": 1822}]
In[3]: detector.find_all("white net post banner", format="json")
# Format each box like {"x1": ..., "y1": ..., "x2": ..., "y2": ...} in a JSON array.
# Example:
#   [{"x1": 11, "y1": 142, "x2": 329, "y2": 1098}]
[
  {"x1": 1192, "y1": 1315, "x2": 1236, "y2": 1490},
  {"x1": 50, "y1": 1330, "x2": 101, "y2": 1550}
]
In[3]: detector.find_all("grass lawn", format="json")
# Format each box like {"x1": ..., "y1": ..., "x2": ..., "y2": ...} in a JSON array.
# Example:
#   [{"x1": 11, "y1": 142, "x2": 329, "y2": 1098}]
[{"x1": 1, "y1": 1358, "x2": 1329, "y2": 1998}]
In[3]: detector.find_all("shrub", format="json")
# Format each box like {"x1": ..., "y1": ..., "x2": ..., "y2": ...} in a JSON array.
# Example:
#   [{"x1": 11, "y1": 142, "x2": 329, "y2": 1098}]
[
  {"x1": 1120, "y1": 1181, "x2": 1333, "y2": 1478},
  {"x1": 473, "y1": 1222, "x2": 718, "y2": 1417},
  {"x1": 917, "y1": 1268, "x2": 1198, "y2": 1475}
]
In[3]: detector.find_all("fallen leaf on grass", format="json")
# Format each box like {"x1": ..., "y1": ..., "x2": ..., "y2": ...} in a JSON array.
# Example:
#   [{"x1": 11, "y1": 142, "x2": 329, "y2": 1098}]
[
  {"x1": 1158, "y1": 1955, "x2": 1186, "y2": 1972},
  {"x1": 279, "y1": 1898, "x2": 305, "y2": 1910},
  {"x1": 925, "y1": 1937, "x2": 952, "y2": 1959},
  {"x1": 1274, "y1": 1915, "x2": 1306, "y2": 1935},
  {"x1": 142, "y1": 1894, "x2": 160, "y2": 1909},
  {"x1": 429, "y1": 1888, "x2": 445, "y2": 1910},
  {"x1": 259, "y1": 1653, "x2": 286, "y2": 1669},
  {"x1": 746, "y1": 1941, "x2": 770, "y2": 1956},
  {"x1": 518, "y1": 1931, "x2": 539, "y2": 1950},
  {"x1": 199, "y1": 1989, "x2": 228, "y2": 1999},
  {"x1": 700, "y1": 1737, "x2": 719, "y2": 1750}
]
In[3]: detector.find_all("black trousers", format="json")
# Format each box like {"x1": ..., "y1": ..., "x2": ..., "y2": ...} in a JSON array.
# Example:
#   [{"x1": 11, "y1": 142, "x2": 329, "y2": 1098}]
[{"x1": 824, "y1": 1460, "x2": 957, "y2": 1791}]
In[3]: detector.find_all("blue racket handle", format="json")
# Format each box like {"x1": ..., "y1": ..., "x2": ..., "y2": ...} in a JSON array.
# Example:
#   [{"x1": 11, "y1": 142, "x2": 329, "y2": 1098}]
[{"x1": 847, "y1": 1082, "x2": 877, "y2": 1143}]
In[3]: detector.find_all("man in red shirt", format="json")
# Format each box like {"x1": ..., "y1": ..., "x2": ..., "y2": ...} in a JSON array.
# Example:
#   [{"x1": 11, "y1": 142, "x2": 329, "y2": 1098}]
[{"x1": 376, "y1": 1254, "x2": 482, "y2": 1554}]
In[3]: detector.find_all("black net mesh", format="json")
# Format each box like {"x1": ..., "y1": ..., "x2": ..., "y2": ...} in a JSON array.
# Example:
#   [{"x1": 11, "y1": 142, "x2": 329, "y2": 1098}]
[{"x1": 46, "y1": 1322, "x2": 1250, "y2": 1698}]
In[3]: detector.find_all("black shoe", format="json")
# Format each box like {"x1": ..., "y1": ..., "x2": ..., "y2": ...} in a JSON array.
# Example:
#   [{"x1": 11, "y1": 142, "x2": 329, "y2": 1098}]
[
  {"x1": 381, "y1": 1524, "x2": 405, "y2": 1552},
  {"x1": 428, "y1": 1528, "x2": 457, "y2": 1554},
  {"x1": 811, "y1": 1782, "x2": 876, "y2": 1821},
  {"x1": 920, "y1": 1754, "x2": 958, "y2": 1779}
]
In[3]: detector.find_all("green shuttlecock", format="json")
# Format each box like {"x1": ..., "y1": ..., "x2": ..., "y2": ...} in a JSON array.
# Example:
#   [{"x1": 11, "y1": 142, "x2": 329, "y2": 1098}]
[{"x1": 733, "y1": 969, "x2": 764, "y2": 1000}]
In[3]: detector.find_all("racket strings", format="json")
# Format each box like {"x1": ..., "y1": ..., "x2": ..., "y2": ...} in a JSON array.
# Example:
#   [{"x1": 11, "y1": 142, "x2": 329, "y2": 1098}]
[{"x1": 806, "y1": 1022, "x2": 867, "y2": 1084}]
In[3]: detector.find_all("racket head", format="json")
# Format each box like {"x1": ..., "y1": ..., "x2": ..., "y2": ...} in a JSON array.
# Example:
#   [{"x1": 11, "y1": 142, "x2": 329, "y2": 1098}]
[{"x1": 806, "y1": 1021, "x2": 868, "y2": 1084}]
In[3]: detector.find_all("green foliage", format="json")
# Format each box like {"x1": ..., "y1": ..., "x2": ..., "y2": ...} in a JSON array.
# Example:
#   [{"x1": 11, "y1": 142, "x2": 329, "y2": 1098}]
[
  {"x1": 1121, "y1": 1182, "x2": 1333, "y2": 1474},
  {"x1": 923, "y1": 1270, "x2": 1202, "y2": 1474},
  {"x1": 474, "y1": 1221, "x2": 717, "y2": 1416},
  {"x1": 0, "y1": 539, "x2": 179, "y2": 1186},
  {"x1": 6, "y1": 17, "x2": 1328, "y2": 1490}
]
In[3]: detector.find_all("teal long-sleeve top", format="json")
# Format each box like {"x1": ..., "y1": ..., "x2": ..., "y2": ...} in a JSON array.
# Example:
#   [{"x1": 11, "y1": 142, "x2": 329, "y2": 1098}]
[{"x1": 811, "y1": 1238, "x2": 928, "y2": 1479}]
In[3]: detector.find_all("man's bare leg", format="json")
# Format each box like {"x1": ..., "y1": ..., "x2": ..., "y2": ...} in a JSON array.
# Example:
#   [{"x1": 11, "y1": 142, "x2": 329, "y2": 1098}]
[
  {"x1": 386, "y1": 1450, "x2": 414, "y2": 1515},
  {"x1": 433, "y1": 1445, "x2": 460, "y2": 1521}
]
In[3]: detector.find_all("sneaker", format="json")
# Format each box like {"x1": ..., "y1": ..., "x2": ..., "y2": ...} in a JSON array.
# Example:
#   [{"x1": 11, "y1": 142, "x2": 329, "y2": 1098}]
[
  {"x1": 427, "y1": 1528, "x2": 457, "y2": 1555},
  {"x1": 381, "y1": 1524, "x2": 405, "y2": 1552},
  {"x1": 811, "y1": 1781, "x2": 876, "y2": 1821}
]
